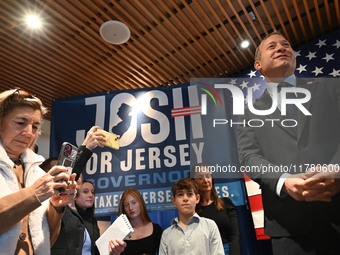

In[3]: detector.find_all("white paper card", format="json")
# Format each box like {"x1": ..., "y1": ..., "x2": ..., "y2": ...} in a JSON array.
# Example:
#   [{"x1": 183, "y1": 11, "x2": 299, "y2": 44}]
[{"x1": 95, "y1": 214, "x2": 134, "y2": 255}]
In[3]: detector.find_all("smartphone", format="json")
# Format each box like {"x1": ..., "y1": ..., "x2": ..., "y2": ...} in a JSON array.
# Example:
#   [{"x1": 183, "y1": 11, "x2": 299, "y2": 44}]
[
  {"x1": 95, "y1": 129, "x2": 120, "y2": 150},
  {"x1": 57, "y1": 142, "x2": 78, "y2": 176}
]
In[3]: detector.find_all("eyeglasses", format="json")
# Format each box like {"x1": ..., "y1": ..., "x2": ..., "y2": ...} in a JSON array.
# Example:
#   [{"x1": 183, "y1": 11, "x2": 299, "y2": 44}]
[
  {"x1": 8, "y1": 88, "x2": 44, "y2": 106},
  {"x1": 0, "y1": 88, "x2": 46, "y2": 119},
  {"x1": 11, "y1": 88, "x2": 37, "y2": 100},
  {"x1": 1, "y1": 88, "x2": 40, "y2": 114}
]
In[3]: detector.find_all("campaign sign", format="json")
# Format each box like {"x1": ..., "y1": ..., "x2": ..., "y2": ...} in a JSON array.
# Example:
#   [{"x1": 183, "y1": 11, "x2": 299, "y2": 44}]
[{"x1": 50, "y1": 81, "x2": 246, "y2": 216}]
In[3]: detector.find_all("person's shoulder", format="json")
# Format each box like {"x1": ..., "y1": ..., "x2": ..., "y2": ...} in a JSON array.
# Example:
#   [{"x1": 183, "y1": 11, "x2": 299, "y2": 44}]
[
  {"x1": 152, "y1": 222, "x2": 163, "y2": 232},
  {"x1": 198, "y1": 216, "x2": 220, "y2": 235},
  {"x1": 298, "y1": 77, "x2": 340, "y2": 98},
  {"x1": 297, "y1": 77, "x2": 338, "y2": 86},
  {"x1": 64, "y1": 205, "x2": 77, "y2": 215},
  {"x1": 199, "y1": 215, "x2": 217, "y2": 225},
  {"x1": 317, "y1": 77, "x2": 339, "y2": 85},
  {"x1": 153, "y1": 222, "x2": 162, "y2": 228},
  {"x1": 221, "y1": 197, "x2": 235, "y2": 207},
  {"x1": 61, "y1": 206, "x2": 83, "y2": 224},
  {"x1": 161, "y1": 224, "x2": 174, "y2": 238},
  {"x1": 164, "y1": 218, "x2": 179, "y2": 231},
  {"x1": 221, "y1": 196, "x2": 233, "y2": 203},
  {"x1": 162, "y1": 225, "x2": 171, "y2": 232}
]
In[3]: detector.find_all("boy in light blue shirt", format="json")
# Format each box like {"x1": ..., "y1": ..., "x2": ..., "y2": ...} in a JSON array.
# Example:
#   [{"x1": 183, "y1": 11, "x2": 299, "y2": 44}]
[{"x1": 159, "y1": 178, "x2": 224, "y2": 255}]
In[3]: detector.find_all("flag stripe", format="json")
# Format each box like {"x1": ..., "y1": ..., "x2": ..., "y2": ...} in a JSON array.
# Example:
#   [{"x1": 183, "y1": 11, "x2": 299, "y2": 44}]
[
  {"x1": 171, "y1": 105, "x2": 201, "y2": 113},
  {"x1": 171, "y1": 111, "x2": 201, "y2": 117},
  {"x1": 243, "y1": 173, "x2": 270, "y2": 240},
  {"x1": 171, "y1": 106, "x2": 202, "y2": 117}
]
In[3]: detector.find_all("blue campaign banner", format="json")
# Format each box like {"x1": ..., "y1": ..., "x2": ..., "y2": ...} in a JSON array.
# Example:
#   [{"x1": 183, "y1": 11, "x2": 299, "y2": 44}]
[{"x1": 50, "y1": 81, "x2": 246, "y2": 216}]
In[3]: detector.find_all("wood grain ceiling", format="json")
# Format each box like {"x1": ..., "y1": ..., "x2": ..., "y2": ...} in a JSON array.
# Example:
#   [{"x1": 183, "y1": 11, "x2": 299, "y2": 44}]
[{"x1": 1, "y1": 0, "x2": 339, "y2": 120}]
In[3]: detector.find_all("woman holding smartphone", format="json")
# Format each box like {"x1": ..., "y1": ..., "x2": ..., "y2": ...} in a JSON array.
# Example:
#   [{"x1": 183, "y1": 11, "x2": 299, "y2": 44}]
[
  {"x1": 0, "y1": 88, "x2": 76, "y2": 254},
  {"x1": 51, "y1": 127, "x2": 126, "y2": 255}
]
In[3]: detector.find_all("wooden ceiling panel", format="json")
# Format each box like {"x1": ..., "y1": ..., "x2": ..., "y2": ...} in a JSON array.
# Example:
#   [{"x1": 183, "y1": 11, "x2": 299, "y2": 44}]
[{"x1": 0, "y1": 0, "x2": 339, "y2": 119}]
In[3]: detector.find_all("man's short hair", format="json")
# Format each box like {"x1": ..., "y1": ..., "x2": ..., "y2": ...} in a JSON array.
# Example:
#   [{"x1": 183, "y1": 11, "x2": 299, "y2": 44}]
[
  {"x1": 254, "y1": 30, "x2": 284, "y2": 61},
  {"x1": 172, "y1": 178, "x2": 198, "y2": 196}
]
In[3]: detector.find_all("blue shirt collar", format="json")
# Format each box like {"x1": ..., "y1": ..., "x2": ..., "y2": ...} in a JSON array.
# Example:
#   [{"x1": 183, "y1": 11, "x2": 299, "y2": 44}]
[
  {"x1": 172, "y1": 213, "x2": 200, "y2": 226},
  {"x1": 267, "y1": 74, "x2": 296, "y2": 97}
]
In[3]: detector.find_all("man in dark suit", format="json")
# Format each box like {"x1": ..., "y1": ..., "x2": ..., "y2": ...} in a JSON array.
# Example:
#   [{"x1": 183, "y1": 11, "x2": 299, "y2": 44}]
[{"x1": 237, "y1": 31, "x2": 340, "y2": 254}]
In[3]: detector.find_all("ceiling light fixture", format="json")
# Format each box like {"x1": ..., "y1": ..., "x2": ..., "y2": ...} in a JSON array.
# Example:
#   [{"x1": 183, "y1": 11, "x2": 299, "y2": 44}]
[
  {"x1": 99, "y1": 20, "x2": 131, "y2": 45},
  {"x1": 26, "y1": 15, "x2": 42, "y2": 28},
  {"x1": 248, "y1": 11, "x2": 256, "y2": 21},
  {"x1": 240, "y1": 40, "x2": 250, "y2": 49}
]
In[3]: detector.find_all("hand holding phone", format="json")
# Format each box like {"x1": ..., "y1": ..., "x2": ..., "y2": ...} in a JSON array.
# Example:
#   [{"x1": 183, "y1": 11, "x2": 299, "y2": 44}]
[
  {"x1": 56, "y1": 142, "x2": 78, "y2": 191},
  {"x1": 57, "y1": 142, "x2": 78, "y2": 176},
  {"x1": 95, "y1": 129, "x2": 120, "y2": 150}
]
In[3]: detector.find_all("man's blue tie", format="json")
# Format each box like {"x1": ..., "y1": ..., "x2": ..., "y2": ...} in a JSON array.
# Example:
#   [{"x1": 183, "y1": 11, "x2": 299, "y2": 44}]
[{"x1": 278, "y1": 82, "x2": 298, "y2": 133}]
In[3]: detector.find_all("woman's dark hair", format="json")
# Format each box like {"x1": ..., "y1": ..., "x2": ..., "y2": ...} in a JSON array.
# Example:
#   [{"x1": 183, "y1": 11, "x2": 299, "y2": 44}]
[
  {"x1": 39, "y1": 157, "x2": 58, "y2": 172},
  {"x1": 190, "y1": 163, "x2": 224, "y2": 212}
]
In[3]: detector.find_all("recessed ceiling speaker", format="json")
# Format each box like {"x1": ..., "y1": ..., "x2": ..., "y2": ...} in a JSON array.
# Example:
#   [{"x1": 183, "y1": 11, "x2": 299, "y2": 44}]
[{"x1": 99, "y1": 20, "x2": 131, "y2": 45}]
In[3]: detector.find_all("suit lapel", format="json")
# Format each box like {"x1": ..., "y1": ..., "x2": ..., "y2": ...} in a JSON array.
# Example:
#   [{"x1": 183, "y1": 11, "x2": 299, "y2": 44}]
[
  {"x1": 253, "y1": 80, "x2": 317, "y2": 139},
  {"x1": 254, "y1": 89, "x2": 297, "y2": 138},
  {"x1": 296, "y1": 79, "x2": 316, "y2": 139}
]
